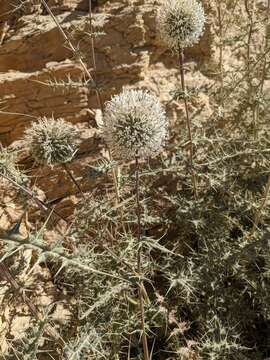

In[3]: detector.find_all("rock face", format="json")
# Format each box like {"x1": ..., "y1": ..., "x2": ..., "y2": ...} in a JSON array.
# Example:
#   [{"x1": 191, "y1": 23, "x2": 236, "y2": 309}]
[{"x1": 0, "y1": 0, "x2": 213, "y2": 208}]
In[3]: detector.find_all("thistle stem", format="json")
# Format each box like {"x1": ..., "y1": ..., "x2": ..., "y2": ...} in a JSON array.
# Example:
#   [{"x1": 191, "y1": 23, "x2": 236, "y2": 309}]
[
  {"x1": 135, "y1": 156, "x2": 149, "y2": 360},
  {"x1": 244, "y1": 0, "x2": 258, "y2": 139},
  {"x1": 244, "y1": 0, "x2": 253, "y2": 87},
  {"x1": 89, "y1": 0, "x2": 97, "y2": 83},
  {"x1": 251, "y1": 174, "x2": 270, "y2": 236},
  {"x1": 62, "y1": 163, "x2": 85, "y2": 199},
  {"x1": 261, "y1": 0, "x2": 270, "y2": 93},
  {"x1": 257, "y1": 0, "x2": 270, "y2": 138},
  {"x1": 217, "y1": 0, "x2": 224, "y2": 106},
  {"x1": 0, "y1": 172, "x2": 67, "y2": 223},
  {"x1": 177, "y1": 48, "x2": 198, "y2": 198}
]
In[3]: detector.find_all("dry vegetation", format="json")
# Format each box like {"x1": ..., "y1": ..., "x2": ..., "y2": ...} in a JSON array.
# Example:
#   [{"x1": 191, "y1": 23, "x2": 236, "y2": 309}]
[{"x1": 1, "y1": 0, "x2": 270, "y2": 359}]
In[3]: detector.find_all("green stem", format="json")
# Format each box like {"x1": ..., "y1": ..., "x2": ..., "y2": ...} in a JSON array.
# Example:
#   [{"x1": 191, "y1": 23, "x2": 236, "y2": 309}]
[
  {"x1": 135, "y1": 156, "x2": 150, "y2": 360},
  {"x1": 217, "y1": 0, "x2": 224, "y2": 106},
  {"x1": 63, "y1": 163, "x2": 85, "y2": 199},
  {"x1": 177, "y1": 48, "x2": 198, "y2": 198}
]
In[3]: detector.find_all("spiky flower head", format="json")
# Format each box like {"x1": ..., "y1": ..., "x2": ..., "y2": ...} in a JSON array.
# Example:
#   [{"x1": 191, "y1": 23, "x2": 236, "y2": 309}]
[
  {"x1": 103, "y1": 89, "x2": 167, "y2": 159},
  {"x1": 157, "y1": 0, "x2": 205, "y2": 50},
  {"x1": 25, "y1": 117, "x2": 79, "y2": 166}
]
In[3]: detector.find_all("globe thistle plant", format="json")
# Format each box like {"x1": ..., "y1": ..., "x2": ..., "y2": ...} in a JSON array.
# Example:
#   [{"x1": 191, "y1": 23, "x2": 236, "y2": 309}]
[
  {"x1": 25, "y1": 117, "x2": 85, "y2": 197},
  {"x1": 103, "y1": 89, "x2": 167, "y2": 160},
  {"x1": 25, "y1": 117, "x2": 78, "y2": 166},
  {"x1": 103, "y1": 89, "x2": 167, "y2": 360},
  {"x1": 157, "y1": 0, "x2": 205, "y2": 50},
  {"x1": 157, "y1": 0, "x2": 204, "y2": 198}
]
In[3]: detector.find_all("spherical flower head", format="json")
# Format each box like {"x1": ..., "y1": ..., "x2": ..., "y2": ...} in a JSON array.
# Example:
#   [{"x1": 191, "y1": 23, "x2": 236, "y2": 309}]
[
  {"x1": 25, "y1": 117, "x2": 79, "y2": 166},
  {"x1": 103, "y1": 89, "x2": 167, "y2": 159},
  {"x1": 157, "y1": 0, "x2": 205, "y2": 50}
]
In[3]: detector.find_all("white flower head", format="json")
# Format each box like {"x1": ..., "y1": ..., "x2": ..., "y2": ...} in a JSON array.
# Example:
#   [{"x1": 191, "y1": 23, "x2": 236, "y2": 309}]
[
  {"x1": 157, "y1": 0, "x2": 205, "y2": 50},
  {"x1": 25, "y1": 117, "x2": 79, "y2": 166},
  {"x1": 103, "y1": 89, "x2": 168, "y2": 159}
]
